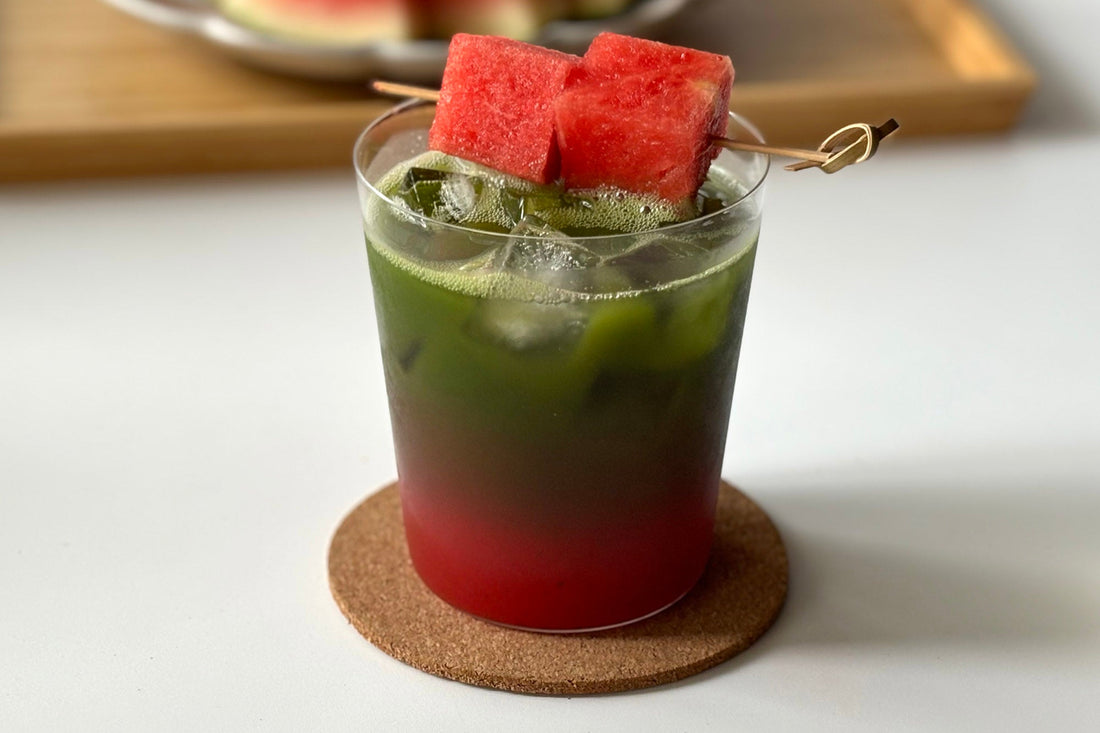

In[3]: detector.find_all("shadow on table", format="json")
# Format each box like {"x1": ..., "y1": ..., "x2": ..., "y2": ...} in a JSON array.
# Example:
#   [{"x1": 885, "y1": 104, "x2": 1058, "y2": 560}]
[
  {"x1": 619, "y1": 443, "x2": 1100, "y2": 693},
  {"x1": 767, "y1": 491, "x2": 1097, "y2": 649}
]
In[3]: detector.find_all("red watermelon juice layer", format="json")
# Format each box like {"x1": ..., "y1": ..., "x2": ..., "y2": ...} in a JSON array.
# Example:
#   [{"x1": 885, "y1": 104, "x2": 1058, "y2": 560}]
[{"x1": 357, "y1": 105, "x2": 765, "y2": 631}]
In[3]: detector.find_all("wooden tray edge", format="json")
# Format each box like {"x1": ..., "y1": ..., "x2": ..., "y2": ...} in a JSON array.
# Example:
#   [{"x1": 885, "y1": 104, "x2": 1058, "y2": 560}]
[{"x1": 0, "y1": 0, "x2": 1038, "y2": 182}]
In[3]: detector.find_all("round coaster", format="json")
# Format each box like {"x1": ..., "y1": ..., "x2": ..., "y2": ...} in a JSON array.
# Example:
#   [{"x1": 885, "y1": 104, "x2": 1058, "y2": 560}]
[{"x1": 328, "y1": 481, "x2": 787, "y2": 695}]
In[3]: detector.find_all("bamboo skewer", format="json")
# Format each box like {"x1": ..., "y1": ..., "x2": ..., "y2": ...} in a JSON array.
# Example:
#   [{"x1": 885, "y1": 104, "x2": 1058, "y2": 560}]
[
  {"x1": 373, "y1": 81, "x2": 441, "y2": 101},
  {"x1": 713, "y1": 139, "x2": 830, "y2": 165},
  {"x1": 370, "y1": 80, "x2": 898, "y2": 174}
]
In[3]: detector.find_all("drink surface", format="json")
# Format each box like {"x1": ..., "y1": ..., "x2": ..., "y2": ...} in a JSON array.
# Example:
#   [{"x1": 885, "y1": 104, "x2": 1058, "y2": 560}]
[{"x1": 362, "y1": 148, "x2": 761, "y2": 630}]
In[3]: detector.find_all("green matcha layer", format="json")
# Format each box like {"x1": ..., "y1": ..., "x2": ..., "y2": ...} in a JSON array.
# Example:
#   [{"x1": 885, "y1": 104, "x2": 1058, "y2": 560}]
[{"x1": 362, "y1": 152, "x2": 759, "y2": 434}]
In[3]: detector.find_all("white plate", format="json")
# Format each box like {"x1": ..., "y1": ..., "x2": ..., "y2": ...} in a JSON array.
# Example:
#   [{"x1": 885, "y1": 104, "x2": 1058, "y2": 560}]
[{"x1": 101, "y1": 0, "x2": 694, "y2": 82}]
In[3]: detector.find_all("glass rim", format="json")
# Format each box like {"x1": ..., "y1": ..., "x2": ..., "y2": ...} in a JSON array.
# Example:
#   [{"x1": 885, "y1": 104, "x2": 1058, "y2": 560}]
[{"x1": 352, "y1": 99, "x2": 770, "y2": 243}]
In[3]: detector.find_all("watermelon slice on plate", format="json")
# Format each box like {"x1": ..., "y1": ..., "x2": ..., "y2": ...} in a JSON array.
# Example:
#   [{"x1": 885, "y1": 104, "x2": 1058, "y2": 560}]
[
  {"x1": 423, "y1": 0, "x2": 567, "y2": 41},
  {"x1": 570, "y1": 0, "x2": 633, "y2": 19},
  {"x1": 429, "y1": 34, "x2": 582, "y2": 185},
  {"x1": 218, "y1": 0, "x2": 413, "y2": 43}
]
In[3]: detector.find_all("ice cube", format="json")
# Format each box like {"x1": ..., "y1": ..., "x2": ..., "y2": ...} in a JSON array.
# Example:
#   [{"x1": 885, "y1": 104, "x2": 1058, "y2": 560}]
[
  {"x1": 501, "y1": 187, "x2": 592, "y2": 227},
  {"x1": 465, "y1": 299, "x2": 585, "y2": 353},
  {"x1": 603, "y1": 235, "x2": 714, "y2": 289},
  {"x1": 501, "y1": 188, "x2": 630, "y2": 237},
  {"x1": 501, "y1": 184, "x2": 697, "y2": 237},
  {"x1": 501, "y1": 217, "x2": 601, "y2": 271},
  {"x1": 438, "y1": 172, "x2": 481, "y2": 221},
  {"x1": 394, "y1": 167, "x2": 485, "y2": 224},
  {"x1": 488, "y1": 217, "x2": 601, "y2": 294},
  {"x1": 609, "y1": 236, "x2": 712, "y2": 264}
]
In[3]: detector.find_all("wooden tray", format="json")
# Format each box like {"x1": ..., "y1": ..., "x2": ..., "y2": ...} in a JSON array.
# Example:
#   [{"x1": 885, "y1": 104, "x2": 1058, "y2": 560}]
[{"x1": 0, "y1": 0, "x2": 1035, "y2": 182}]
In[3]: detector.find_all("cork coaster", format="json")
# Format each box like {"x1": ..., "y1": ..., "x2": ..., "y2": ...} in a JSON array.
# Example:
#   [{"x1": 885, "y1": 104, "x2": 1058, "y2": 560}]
[{"x1": 328, "y1": 481, "x2": 787, "y2": 695}]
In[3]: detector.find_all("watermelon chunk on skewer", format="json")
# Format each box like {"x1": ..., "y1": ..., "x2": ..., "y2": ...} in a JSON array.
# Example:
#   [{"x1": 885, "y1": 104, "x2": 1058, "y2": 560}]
[
  {"x1": 554, "y1": 71, "x2": 730, "y2": 202},
  {"x1": 582, "y1": 31, "x2": 735, "y2": 89},
  {"x1": 554, "y1": 33, "x2": 735, "y2": 201},
  {"x1": 427, "y1": 32, "x2": 735, "y2": 201},
  {"x1": 428, "y1": 34, "x2": 582, "y2": 185}
]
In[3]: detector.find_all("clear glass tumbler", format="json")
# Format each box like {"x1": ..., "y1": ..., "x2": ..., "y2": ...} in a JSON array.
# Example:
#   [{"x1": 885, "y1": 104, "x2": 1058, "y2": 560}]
[{"x1": 355, "y1": 101, "x2": 768, "y2": 631}]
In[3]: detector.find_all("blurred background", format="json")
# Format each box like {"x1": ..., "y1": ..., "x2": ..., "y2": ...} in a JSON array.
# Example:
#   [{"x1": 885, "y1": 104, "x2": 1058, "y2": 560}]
[{"x1": 0, "y1": 0, "x2": 1038, "y2": 180}]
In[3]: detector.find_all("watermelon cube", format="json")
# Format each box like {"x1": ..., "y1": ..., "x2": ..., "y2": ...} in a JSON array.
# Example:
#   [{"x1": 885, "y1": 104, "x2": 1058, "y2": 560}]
[
  {"x1": 554, "y1": 33, "x2": 735, "y2": 201},
  {"x1": 554, "y1": 72, "x2": 727, "y2": 201},
  {"x1": 582, "y1": 32, "x2": 735, "y2": 87},
  {"x1": 429, "y1": 34, "x2": 582, "y2": 185}
]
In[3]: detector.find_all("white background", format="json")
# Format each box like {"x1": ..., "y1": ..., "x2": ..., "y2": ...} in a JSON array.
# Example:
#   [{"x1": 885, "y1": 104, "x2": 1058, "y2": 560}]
[{"x1": 2, "y1": 0, "x2": 1099, "y2": 730}]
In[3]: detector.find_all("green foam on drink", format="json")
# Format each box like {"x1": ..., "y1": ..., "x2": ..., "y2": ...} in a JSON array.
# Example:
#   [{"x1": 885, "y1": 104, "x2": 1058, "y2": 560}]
[
  {"x1": 375, "y1": 151, "x2": 699, "y2": 236},
  {"x1": 362, "y1": 150, "x2": 761, "y2": 431},
  {"x1": 363, "y1": 150, "x2": 758, "y2": 308}
]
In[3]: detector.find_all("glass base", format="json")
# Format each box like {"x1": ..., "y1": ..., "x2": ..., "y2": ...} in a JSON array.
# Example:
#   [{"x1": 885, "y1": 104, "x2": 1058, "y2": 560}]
[{"x1": 466, "y1": 585, "x2": 696, "y2": 634}]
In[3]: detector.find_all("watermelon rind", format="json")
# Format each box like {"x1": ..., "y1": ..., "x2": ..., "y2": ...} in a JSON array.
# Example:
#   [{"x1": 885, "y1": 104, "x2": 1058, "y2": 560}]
[
  {"x1": 427, "y1": 0, "x2": 567, "y2": 42},
  {"x1": 218, "y1": 0, "x2": 413, "y2": 43},
  {"x1": 571, "y1": 0, "x2": 633, "y2": 19}
]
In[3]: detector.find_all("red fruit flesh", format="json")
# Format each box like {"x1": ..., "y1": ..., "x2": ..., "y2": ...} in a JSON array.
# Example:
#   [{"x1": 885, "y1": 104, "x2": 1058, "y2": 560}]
[
  {"x1": 583, "y1": 31, "x2": 735, "y2": 87},
  {"x1": 429, "y1": 34, "x2": 582, "y2": 184},
  {"x1": 555, "y1": 71, "x2": 731, "y2": 201},
  {"x1": 554, "y1": 32, "x2": 734, "y2": 201}
]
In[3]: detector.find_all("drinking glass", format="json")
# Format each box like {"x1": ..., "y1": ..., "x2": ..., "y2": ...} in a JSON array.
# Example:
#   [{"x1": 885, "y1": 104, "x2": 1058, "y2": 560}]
[{"x1": 355, "y1": 101, "x2": 768, "y2": 631}]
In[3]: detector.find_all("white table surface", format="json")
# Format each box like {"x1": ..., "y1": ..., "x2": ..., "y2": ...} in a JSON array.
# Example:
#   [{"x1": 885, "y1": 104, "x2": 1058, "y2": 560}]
[{"x1": 3, "y1": 1, "x2": 1099, "y2": 730}]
